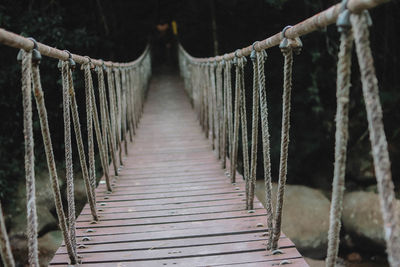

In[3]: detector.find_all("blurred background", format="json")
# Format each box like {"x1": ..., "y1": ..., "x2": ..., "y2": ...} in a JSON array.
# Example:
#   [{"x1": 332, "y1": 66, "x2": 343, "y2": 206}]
[{"x1": 0, "y1": 0, "x2": 399, "y2": 266}]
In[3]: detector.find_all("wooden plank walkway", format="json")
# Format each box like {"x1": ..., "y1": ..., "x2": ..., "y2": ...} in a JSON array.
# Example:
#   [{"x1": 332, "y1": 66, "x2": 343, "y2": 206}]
[{"x1": 50, "y1": 74, "x2": 307, "y2": 266}]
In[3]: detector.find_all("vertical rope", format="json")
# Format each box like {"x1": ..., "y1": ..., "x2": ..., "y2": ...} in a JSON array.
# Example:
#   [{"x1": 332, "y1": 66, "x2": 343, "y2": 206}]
[
  {"x1": 83, "y1": 63, "x2": 97, "y2": 205},
  {"x1": 114, "y1": 68, "x2": 124, "y2": 166},
  {"x1": 126, "y1": 69, "x2": 134, "y2": 142},
  {"x1": 221, "y1": 61, "x2": 228, "y2": 168},
  {"x1": 351, "y1": 12, "x2": 400, "y2": 266},
  {"x1": 216, "y1": 62, "x2": 223, "y2": 160},
  {"x1": 226, "y1": 61, "x2": 233, "y2": 172},
  {"x1": 271, "y1": 34, "x2": 299, "y2": 250},
  {"x1": 20, "y1": 49, "x2": 38, "y2": 266},
  {"x1": 231, "y1": 58, "x2": 241, "y2": 183},
  {"x1": 68, "y1": 65, "x2": 98, "y2": 222},
  {"x1": 256, "y1": 50, "x2": 274, "y2": 250},
  {"x1": 31, "y1": 58, "x2": 77, "y2": 264},
  {"x1": 121, "y1": 69, "x2": 128, "y2": 156},
  {"x1": 249, "y1": 49, "x2": 260, "y2": 210},
  {"x1": 210, "y1": 64, "x2": 217, "y2": 150},
  {"x1": 238, "y1": 58, "x2": 251, "y2": 209},
  {"x1": 0, "y1": 202, "x2": 15, "y2": 267},
  {"x1": 204, "y1": 65, "x2": 210, "y2": 138},
  {"x1": 97, "y1": 66, "x2": 114, "y2": 191},
  {"x1": 90, "y1": 67, "x2": 111, "y2": 192},
  {"x1": 60, "y1": 60, "x2": 76, "y2": 256},
  {"x1": 106, "y1": 67, "x2": 119, "y2": 176},
  {"x1": 326, "y1": 23, "x2": 353, "y2": 266},
  {"x1": 207, "y1": 64, "x2": 213, "y2": 141}
]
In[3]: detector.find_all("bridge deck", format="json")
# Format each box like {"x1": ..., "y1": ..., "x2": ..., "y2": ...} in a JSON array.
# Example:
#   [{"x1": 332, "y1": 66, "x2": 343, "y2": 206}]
[{"x1": 50, "y1": 74, "x2": 306, "y2": 266}]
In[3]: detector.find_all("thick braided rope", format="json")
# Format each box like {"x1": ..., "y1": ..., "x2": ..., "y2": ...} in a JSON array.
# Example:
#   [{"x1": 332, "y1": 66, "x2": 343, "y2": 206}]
[
  {"x1": 203, "y1": 66, "x2": 209, "y2": 134},
  {"x1": 272, "y1": 46, "x2": 294, "y2": 250},
  {"x1": 207, "y1": 65, "x2": 214, "y2": 141},
  {"x1": 326, "y1": 28, "x2": 353, "y2": 266},
  {"x1": 256, "y1": 51, "x2": 274, "y2": 250},
  {"x1": 249, "y1": 52, "x2": 260, "y2": 210},
  {"x1": 106, "y1": 67, "x2": 119, "y2": 175},
  {"x1": 97, "y1": 67, "x2": 114, "y2": 191},
  {"x1": 83, "y1": 63, "x2": 97, "y2": 205},
  {"x1": 351, "y1": 12, "x2": 400, "y2": 266},
  {"x1": 96, "y1": 67, "x2": 109, "y2": 159},
  {"x1": 216, "y1": 62, "x2": 223, "y2": 160},
  {"x1": 214, "y1": 63, "x2": 221, "y2": 156},
  {"x1": 121, "y1": 69, "x2": 128, "y2": 156},
  {"x1": 202, "y1": 66, "x2": 209, "y2": 138},
  {"x1": 199, "y1": 67, "x2": 205, "y2": 128},
  {"x1": 128, "y1": 69, "x2": 135, "y2": 138},
  {"x1": 114, "y1": 68, "x2": 123, "y2": 166},
  {"x1": 199, "y1": 66, "x2": 206, "y2": 134},
  {"x1": 230, "y1": 60, "x2": 241, "y2": 183},
  {"x1": 132, "y1": 69, "x2": 139, "y2": 130},
  {"x1": 20, "y1": 50, "x2": 38, "y2": 266},
  {"x1": 90, "y1": 67, "x2": 111, "y2": 192},
  {"x1": 60, "y1": 60, "x2": 76, "y2": 256},
  {"x1": 221, "y1": 61, "x2": 228, "y2": 168},
  {"x1": 134, "y1": 68, "x2": 141, "y2": 127},
  {"x1": 0, "y1": 202, "x2": 15, "y2": 267},
  {"x1": 68, "y1": 67, "x2": 98, "y2": 221},
  {"x1": 226, "y1": 61, "x2": 233, "y2": 171},
  {"x1": 132, "y1": 69, "x2": 139, "y2": 134},
  {"x1": 126, "y1": 69, "x2": 134, "y2": 142},
  {"x1": 31, "y1": 61, "x2": 77, "y2": 264},
  {"x1": 238, "y1": 58, "x2": 250, "y2": 208},
  {"x1": 210, "y1": 64, "x2": 217, "y2": 150}
]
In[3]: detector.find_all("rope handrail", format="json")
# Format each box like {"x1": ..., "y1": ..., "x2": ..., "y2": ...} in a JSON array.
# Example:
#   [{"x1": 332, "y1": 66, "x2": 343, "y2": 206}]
[
  {"x1": 178, "y1": 1, "x2": 399, "y2": 267},
  {"x1": 0, "y1": 28, "x2": 149, "y2": 68},
  {"x1": 178, "y1": 0, "x2": 388, "y2": 63},
  {"x1": 0, "y1": 29, "x2": 151, "y2": 266}
]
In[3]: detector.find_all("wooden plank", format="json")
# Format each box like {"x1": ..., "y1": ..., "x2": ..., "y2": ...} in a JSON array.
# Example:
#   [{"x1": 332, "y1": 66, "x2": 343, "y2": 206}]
[
  {"x1": 56, "y1": 233, "x2": 293, "y2": 254},
  {"x1": 80, "y1": 198, "x2": 251, "y2": 215},
  {"x1": 51, "y1": 241, "x2": 300, "y2": 264},
  {"x1": 76, "y1": 209, "x2": 267, "y2": 229},
  {"x1": 75, "y1": 216, "x2": 268, "y2": 237}
]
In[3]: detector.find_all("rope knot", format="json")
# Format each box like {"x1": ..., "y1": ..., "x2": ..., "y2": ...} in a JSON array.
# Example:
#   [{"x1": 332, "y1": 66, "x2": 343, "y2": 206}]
[
  {"x1": 279, "y1": 26, "x2": 302, "y2": 55},
  {"x1": 250, "y1": 42, "x2": 258, "y2": 62},
  {"x1": 17, "y1": 38, "x2": 41, "y2": 64}
]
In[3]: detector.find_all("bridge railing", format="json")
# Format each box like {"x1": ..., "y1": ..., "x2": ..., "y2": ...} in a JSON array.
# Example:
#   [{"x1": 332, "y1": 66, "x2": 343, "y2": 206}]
[
  {"x1": 178, "y1": 0, "x2": 399, "y2": 266},
  {"x1": 0, "y1": 30, "x2": 151, "y2": 266}
]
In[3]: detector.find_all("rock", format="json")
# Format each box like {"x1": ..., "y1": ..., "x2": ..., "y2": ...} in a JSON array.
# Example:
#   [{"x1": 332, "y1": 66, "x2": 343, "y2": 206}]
[
  {"x1": 347, "y1": 139, "x2": 375, "y2": 182},
  {"x1": 9, "y1": 170, "x2": 61, "y2": 236},
  {"x1": 256, "y1": 181, "x2": 330, "y2": 259},
  {"x1": 38, "y1": 230, "x2": 63, "y2": 266},
  {"x1": 304, "y1": 257, "x2": 325, "y2": 267},
  {"x1": 342, "y1": 191, "x2": 400, "y2": 252},
  {"x1": 72, "y1": 171, "x2": 90, "y2": 214},
  {"x1": 9, "y1": 234, "x2": 28, "y2": 266},
  {"x1": 10, "y1": 205, "x2": 57, "y2": 236},
  {"x1": 347, "y1": 252, "x2": 362, "y2": 262}
]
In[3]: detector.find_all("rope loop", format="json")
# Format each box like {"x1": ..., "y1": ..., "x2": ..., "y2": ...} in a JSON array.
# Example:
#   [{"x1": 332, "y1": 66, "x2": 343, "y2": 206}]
[
  {"x1": 17, "y1": 38, "x2": 41, "y2": 64},
  {"x1": 64, "y1": 50, "x2": 76, "y2": 70},
  {"x1": 250, "y1": 41, "x2": 258, "y2": 62},
  {"x1": 233, "y1": 49, "x2": 241, "y2": 66},
  {"x1": 27, "y1": 38, "x2": 42, "y2": 64},
  {"x1": 279, "y1": 26, "x2": 302, "y2": 55}
]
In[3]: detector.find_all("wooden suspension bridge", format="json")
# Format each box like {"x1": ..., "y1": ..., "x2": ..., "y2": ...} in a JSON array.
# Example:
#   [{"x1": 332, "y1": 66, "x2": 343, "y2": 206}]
[
  {"x1": 0, "y1": 0, "x2": 399, "y2": 266},
  {"x1": 50, "y1": 74, "x2": 306, "y2": 266}
]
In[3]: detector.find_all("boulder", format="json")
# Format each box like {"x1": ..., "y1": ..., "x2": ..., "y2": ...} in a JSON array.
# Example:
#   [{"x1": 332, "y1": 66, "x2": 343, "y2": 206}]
[
  {"x1": 9, "y1": 170, "x2": 62, "y2": 236},
  {"x1": 342, "y1": 191, "x2": 400, "y2": 252},
  {"x1": 304, "y1": 257, "x2": 325, "y2": 267},
  {"x1": 38, "y1": 230, "x2": 63, "y2": 266},
  {"x1": 256, "y1": 181, "x2": 330, "y2": 259}
]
